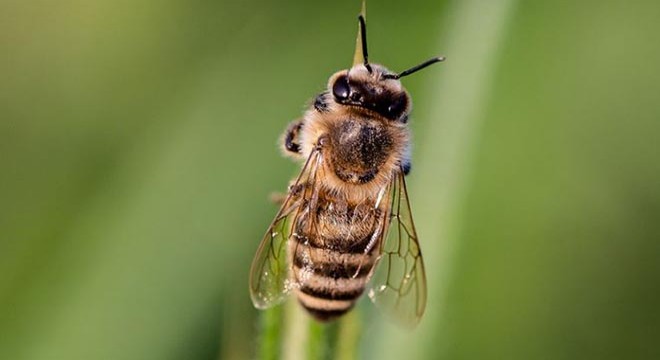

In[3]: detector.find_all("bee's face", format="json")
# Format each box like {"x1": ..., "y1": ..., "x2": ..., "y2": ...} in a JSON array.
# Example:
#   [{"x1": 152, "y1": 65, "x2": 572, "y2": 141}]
[{"x1": 328, "y1": 65, "x2": 411, "y2": 122}]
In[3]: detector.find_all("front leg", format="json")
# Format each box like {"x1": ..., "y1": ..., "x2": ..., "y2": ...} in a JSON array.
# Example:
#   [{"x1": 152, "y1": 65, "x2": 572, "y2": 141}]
[
  {"x1": 280, "y1": 119, "x2": 304, "y2": 158},
  {"x1": 402, "y1": 159, "x2": 412, "y2": 176}
]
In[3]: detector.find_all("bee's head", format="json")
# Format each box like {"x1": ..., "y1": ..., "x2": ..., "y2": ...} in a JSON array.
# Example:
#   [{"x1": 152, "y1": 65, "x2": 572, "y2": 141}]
[
  {"x1": 328, "y1": 14, "x2": 444, "y2": 122},
  {"x1": 328, "y1": 66, "x2": 410, "y2": 121}
]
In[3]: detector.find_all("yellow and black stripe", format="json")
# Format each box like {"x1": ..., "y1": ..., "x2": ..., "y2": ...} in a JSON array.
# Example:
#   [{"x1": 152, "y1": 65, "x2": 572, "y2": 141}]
[{"x1": 291, "y1": 230, "x2": 379, "y2": 321}]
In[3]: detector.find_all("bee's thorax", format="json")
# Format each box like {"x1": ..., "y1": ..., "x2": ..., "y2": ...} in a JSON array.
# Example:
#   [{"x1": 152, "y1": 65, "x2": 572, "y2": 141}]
[{"x1": 327, "y1": 119, "x2": 393, "y2": 185}]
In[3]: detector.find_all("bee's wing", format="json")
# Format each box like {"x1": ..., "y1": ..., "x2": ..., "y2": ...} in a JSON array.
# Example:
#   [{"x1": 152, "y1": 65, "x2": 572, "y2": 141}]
[
  {"x1": 249, "y1": 149, "x2": 323, "y2": 309},
  {"x1": 367, "y1": 169, "x2": 427, "y2": 327}
]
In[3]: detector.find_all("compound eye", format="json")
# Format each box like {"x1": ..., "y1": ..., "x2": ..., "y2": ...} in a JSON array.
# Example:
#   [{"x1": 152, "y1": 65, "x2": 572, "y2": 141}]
[
  {"x1": 381, "y1": 94, "x2": 408, "y2": 120},
  {"x1": 332, "y1": 75, "x2": 350, "y2": 100}
]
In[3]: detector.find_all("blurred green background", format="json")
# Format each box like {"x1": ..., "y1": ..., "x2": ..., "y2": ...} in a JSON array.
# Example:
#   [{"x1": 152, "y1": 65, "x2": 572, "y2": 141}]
[{"x1": 1, "y1": 0, "x2": 659, "y2": 359}]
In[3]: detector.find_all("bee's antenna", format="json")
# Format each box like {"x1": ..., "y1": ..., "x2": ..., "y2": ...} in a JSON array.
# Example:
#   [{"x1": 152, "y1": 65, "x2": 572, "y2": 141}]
[
  {"x1": 382, "y1": 56, "x2": 446, "y2": 80},
  {"x1": 358, "y1": 15, "x2": 372, "y2": 74}
]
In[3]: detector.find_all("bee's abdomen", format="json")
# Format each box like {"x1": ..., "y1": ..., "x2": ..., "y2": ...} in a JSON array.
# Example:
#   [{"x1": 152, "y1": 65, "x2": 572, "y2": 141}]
[
  {"x1": 291, "y1": 230, "x2": 378, "y2": 321},
  {"x1": 289, "y1": 198, "x2": 382, "y2": 321}
]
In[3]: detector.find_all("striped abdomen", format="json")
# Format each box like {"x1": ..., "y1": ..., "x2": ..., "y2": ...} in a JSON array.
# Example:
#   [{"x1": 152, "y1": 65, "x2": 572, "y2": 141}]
[{"x1": 289, "y1": 199, "x2": 382, "y2": 321}]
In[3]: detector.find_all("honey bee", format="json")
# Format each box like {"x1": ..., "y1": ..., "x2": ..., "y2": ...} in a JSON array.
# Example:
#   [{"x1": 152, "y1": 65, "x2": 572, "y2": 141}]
[{"x1": 249, "y1": 9, "x2": 444, "y2": 327}]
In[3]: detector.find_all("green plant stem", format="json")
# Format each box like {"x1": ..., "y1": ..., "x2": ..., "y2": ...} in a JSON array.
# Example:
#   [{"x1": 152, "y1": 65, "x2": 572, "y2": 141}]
[
  {"x1": 335, "y1": 310, "x2": 361, "y2": 360},
  {"x1": 281, "y1": 299, "x2": 309, "y2": 360},
  {"x1": 307, "y1": 319, "x2": 338, "y2": 360},
  {"x1": 257, "y1": 302, "x2": 362, "y2": 360},
  {"x1": 257, "y1": 307, "x2": 282, "y2": 360}
]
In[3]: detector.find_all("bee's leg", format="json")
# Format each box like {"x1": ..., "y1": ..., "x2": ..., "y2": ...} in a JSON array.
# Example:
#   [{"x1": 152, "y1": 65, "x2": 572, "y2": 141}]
[
  {"x1": 269, "y1": 182, "x2": 305, "y2": 205},
  {"x1": 402, "y1": 159, "x2": 412, "y2": 176},
  {"x1": 269, "y1": 192, "x2": 287, "y2": 205},
  {"x1": 402, "y1": 161, "x2": 411, "y2": 175},
  {"x1": 281, "y1": 119, "x2": 304, "y2": 157},
  {"x1": 313, "y1": 91, "x2": 330, "y2": 113}
]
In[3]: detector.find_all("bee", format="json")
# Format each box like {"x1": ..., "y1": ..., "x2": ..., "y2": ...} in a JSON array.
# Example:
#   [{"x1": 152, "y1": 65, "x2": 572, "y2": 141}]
[{"x1": 249, "y1": 9, "x2": 444, "y2": 327}]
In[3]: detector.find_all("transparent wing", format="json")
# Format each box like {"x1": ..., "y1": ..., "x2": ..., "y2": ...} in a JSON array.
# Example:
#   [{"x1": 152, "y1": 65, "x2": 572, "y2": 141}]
[
  {"x1": 249, "y1": 149, "x2": 322, "y2": 309},
  {"x1": 368, "y1": 169, "x2": 427, "y2": 327}
]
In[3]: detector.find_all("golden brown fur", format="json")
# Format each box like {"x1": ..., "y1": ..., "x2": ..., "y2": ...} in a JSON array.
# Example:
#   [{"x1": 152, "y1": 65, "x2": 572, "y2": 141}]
[{"x1": 295, "y1": 66, "x2": 411, "y2": 203}]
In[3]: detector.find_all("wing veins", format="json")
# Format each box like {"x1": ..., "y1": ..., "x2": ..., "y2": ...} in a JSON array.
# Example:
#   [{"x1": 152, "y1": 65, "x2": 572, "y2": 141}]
[
  {"x1": 367, "y1": 168, "x2": 427, "y2": 327},
  {"x1": 249, "y1": 149, "x2": 323, "y2": 309}
]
